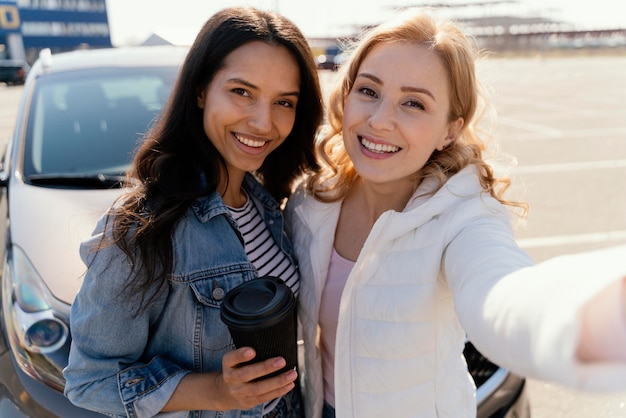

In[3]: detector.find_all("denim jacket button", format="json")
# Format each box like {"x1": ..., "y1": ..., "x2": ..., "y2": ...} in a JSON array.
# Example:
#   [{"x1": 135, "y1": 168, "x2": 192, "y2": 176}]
[{"x1": 212, "y1": 287, "x2": 225, "y2": 300}]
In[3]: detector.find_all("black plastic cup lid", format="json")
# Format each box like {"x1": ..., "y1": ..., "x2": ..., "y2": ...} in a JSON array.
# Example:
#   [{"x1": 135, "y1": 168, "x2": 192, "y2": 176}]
[{"x1": 220, "y1": 276, "x2": 296, "y2": 331}]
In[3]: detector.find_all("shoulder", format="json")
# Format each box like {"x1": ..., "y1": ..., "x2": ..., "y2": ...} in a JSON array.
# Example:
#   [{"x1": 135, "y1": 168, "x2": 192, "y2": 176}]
[
  {"x1": 285, "y1": 183, "x2": 341, "y2": 236},
  {"x1": 284, "y1": 184, "x2": 308, "y2": 230},
  {"x1": 444, "y1": 165, "x2": 487, "y2": 195},
  {"x1": 410, "y1": 166, "x2": 507, "y2": 217},
  {"x1": 284, "y1": 182, "x2": 331, "y2": 218},
  {"x1": 285, "y1": 182, "x2": 309, "y2": 210}
]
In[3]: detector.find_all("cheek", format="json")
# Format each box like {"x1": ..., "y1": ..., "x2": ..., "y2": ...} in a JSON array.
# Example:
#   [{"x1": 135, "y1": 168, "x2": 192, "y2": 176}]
[
  {"x1": 341, "y1": 104, "x2": 362, "y2": 149},
  {"x1": 202, "y1": 106, "x2": 227, "y2": 149},
  {"x1": 275, "y1": 111, "x2": 297, "y2": 139},
  {"x1": 342, "y1": 96, "x2": 360, "y2": 127},
  {"x1": 202, "y1": 107, "x2": 214, "y2": 138}
]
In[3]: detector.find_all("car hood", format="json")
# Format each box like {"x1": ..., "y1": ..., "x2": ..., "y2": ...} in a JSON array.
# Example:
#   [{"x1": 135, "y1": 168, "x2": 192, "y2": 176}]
[{"x1": 9, "y1": 180, "x2": 122, "y2": 305}]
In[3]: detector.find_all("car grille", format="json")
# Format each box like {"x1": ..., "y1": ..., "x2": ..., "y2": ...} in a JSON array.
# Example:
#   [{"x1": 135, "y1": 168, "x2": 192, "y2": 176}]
[{"x1": 464, "y1": 341, "x2": 500, "y2": 387}]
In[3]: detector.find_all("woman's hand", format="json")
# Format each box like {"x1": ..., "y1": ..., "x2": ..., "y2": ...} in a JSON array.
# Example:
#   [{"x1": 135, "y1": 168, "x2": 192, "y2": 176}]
[
  {"x1": 162, "y1": 347, "x2": 297, "y2": 412},
  {"x1": 215, "y1": 347, "x2": 297, "y2": 410}
]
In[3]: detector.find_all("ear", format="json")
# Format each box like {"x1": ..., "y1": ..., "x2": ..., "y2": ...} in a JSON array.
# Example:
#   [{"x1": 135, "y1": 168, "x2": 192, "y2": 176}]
[
  {"x1": 438, "y1": 117, "x2": 464, "y2": 151},
  {"x1": 197, "y1": 90, "x2": 205, "y2": 109}
]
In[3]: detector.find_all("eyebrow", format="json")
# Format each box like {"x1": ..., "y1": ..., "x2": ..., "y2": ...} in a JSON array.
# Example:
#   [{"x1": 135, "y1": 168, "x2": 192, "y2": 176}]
[
  {"x1": 227, "y1": 77, "x2": 300, "y2": 98},
  {"x1": 357, "y1": 72, "x2": 436, "y2": 101}
]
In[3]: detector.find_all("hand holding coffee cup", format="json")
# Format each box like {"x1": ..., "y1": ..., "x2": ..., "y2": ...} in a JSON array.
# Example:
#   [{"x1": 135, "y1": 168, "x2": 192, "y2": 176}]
[{"x1": 220, "y1": 276, "x2": 298, "y2": 380}]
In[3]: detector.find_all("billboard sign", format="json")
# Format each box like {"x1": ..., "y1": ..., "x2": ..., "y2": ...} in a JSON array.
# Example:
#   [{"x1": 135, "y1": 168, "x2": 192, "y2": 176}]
[{"x1": 0, "y1": 1, "x2": 21, "y2": 33}]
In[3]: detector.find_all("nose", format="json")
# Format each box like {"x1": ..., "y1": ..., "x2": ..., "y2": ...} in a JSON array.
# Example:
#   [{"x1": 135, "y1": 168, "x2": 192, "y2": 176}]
[
  {"x1": 247, "y1": 101, "x2": 273, "y2": 133},
  {"x1": 367, "y1": 99, "x2": 395, "y2": 132}
]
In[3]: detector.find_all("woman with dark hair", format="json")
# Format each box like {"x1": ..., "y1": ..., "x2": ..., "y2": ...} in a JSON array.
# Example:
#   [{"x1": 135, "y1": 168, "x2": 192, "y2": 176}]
[{"x1": 64, "y1": 6, "x2": 323, "y2": 418}]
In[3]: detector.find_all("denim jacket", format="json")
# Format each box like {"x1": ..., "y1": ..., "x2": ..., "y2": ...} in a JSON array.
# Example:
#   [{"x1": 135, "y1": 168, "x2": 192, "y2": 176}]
[{"x1": 64, "y1": 173, "x2": 295, "y2": 418}]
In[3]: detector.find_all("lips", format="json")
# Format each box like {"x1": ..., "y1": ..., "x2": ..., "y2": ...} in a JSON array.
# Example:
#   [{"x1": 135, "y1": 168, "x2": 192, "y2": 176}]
[
  {"x1": 359, "y1": 136, "x2": 400, "y2": 154},
  {"x1": 234, "y1": 133, "x2": 267, "y2": 148}
]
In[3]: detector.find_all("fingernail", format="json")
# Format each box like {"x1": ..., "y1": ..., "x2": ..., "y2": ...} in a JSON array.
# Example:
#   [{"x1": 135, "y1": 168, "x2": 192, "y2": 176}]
[{"x1": 274, "y1": 358, "x2": 286, "y2": 368}]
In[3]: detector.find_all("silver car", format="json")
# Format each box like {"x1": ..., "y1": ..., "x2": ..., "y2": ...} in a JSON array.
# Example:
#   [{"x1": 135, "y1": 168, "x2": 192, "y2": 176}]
[{"x1": 0, "y1": 45, "x2": 186, "y2": 417}]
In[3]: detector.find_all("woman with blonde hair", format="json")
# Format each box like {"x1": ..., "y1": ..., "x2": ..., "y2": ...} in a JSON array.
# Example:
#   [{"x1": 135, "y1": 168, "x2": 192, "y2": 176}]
[{"x1": 286, "y1": 9, "x2": 626, "y2": 418}]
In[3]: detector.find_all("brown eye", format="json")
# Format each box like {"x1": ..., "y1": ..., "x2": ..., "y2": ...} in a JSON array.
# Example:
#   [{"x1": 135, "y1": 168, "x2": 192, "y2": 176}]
[
  {"x1": 276, "y1": 99, "x2": 295, "y2": 108},
  {"x1": 232, "y1": 88, "x2": 249, "y2": 97},
  {"x1": 405, "y1": 99, "x2": 425, "y2": 110},
  {"x1": 358, "y1": 87, "x2": 377, "y2": 98}
]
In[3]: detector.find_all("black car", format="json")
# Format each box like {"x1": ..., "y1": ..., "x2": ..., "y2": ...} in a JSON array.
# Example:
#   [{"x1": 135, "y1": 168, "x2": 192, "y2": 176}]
[
  {"x1": 465, "y1": 341, "x2": 530, "y2": 417},
  {"x1": 0, "y1": 59, "x2": 28, "y2": 85}
]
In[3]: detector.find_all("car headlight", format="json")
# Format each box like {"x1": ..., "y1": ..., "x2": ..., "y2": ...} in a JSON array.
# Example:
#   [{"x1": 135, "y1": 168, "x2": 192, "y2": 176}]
[{"x1": 1, "y1": 244, "x2": 70, "y2": 392}]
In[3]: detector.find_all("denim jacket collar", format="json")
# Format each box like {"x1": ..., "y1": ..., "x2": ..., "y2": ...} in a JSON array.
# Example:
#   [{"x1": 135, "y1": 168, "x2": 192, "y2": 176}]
[{"x1": 191, "y1": 172, "x2": 279, "y2": 223}]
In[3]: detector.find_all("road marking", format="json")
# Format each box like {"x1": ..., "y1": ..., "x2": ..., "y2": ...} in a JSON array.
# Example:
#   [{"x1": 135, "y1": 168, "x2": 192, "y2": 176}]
[
  {"x1": 505, "y1": 126, "x2": 626, "y2": 141},
  {"x1": 514, "y1": 159, "x2": 626, "y2": 174},
  {"x1": 498, "y1": 116, "x2": 563, "y2": 137},
  {"x1": 517, "y1": 230, "x2": 626, "y2": 249}
]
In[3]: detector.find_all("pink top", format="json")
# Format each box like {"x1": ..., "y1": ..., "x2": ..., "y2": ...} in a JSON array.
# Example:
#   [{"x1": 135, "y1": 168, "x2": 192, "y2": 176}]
[{"x1": 319, "y1": 248, "x2": 354, "y2": 407}]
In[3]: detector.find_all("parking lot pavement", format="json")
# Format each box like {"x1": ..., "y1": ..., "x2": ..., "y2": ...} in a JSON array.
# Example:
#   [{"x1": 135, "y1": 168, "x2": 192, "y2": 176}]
[
  {"x1": 0, "y1": 84, "x2": 23, "y2": 143},
  {"x1": 477, "y1": 55, "x2": 626, "y2": 262}
]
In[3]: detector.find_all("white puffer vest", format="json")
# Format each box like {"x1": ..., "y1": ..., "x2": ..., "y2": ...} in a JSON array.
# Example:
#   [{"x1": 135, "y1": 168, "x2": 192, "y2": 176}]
[{"x1": 286, "y1": 165, "x2": 626, "y2": 418}]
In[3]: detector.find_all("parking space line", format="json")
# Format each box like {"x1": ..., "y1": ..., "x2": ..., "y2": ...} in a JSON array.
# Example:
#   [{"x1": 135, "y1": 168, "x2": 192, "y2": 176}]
[
  {"x1": 514, "y1": 159, "x2": 626, "y2": 173},
  {"x1": 505, "y1": 127, "x2": 626, "y2": 141},
  {"x1": 517, "y1": 230, "x2": 626, "y2": 249},
  {"x1": 498, "y1": 116, "x2": 563, "y2": 137}
]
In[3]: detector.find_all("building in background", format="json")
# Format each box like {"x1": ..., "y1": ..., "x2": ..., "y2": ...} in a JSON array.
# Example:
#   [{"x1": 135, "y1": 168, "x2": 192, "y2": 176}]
[
  {"x1": 310, "y1": 0, "x2": 626, "y2": 69},
  {"x1": 0, "y1": 0, "x2": 111, "y2": 65}
]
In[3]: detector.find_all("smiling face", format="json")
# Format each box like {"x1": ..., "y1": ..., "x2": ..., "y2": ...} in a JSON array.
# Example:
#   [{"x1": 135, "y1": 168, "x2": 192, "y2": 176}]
[
  {"x1": 342, "y1": 41, "x2": 463, "y2": 188},
  {"x1": 197, "y1": 41, "x2": 301, "y2": 182}
]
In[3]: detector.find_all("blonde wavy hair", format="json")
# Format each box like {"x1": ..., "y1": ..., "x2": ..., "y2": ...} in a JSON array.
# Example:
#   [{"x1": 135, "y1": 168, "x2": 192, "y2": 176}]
[{"x1": 308, "y1": 9, "x2": 527, "y2": 217}]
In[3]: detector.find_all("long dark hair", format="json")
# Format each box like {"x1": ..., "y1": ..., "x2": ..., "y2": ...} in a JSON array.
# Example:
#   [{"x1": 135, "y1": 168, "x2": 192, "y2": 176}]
[{"x1": 105, "y1": 6, "x2": 323, "y2": 309}]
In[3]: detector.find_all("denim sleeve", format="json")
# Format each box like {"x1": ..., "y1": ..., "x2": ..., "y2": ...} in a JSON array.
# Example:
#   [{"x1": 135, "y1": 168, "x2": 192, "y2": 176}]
[
  {"x1": 63, "y1": 222, "x2": 190, "y2": 418},
  {"x1": 119, "y1": 358, "x2": 190, "y2": 418}
]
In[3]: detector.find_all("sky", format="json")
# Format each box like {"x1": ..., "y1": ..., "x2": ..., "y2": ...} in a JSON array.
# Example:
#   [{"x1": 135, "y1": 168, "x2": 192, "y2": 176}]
[{"x1": 105, "y1": 0, "x2": 626, "y2": 47}]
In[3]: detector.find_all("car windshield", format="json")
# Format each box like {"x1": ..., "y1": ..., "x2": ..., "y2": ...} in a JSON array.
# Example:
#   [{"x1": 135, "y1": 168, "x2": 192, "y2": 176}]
[{"x1": 22, "y1": 66, "x2": 177, "y2": 187}]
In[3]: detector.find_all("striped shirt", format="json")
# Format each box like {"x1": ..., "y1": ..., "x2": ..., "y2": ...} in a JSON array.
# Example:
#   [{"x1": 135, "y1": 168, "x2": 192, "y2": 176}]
[
  {"x1": 226, "y1": 191, "x2": 300, "y2": 295},
  {"x1": 227, "y1": 192, "x2": 300, "y2": 415}
]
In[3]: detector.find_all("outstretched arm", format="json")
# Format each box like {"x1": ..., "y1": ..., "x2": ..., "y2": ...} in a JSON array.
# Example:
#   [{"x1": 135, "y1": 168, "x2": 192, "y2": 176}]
[{"x1": 576, "y1": 276, "x2": 626, "y2": 362}]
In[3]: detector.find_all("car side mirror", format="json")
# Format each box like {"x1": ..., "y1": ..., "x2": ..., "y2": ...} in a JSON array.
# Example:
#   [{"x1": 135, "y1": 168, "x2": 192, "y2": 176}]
[{"x1": 0, "y1": 148, "x2": 8, "y2": 187}]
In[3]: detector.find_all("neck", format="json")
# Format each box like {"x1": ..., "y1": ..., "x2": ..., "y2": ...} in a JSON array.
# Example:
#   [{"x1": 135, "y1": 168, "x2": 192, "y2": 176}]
[
  {"x1": 334, "y1": 176, "x2": 417, "y2": 261},
  {"x1": 220, "y1": 171, "x2": 247, "y2": 208},
  {"x1": 350, "y1": 177, "x2": 416, "y2": 221}
]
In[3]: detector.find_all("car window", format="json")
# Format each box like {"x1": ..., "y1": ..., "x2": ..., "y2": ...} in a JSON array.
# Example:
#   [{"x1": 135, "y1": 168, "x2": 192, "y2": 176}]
[{"x1": 23, "y1": 67, "x2": 176, "y2": 180}]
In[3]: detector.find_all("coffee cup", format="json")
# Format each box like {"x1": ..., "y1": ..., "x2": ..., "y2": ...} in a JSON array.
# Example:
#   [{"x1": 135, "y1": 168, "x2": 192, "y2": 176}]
[{"x1": 220, "y1": 276, "x2": 297, "y2": 379}]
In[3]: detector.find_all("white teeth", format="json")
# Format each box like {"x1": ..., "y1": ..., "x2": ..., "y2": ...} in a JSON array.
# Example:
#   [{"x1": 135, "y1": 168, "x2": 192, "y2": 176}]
[
  {"x1": 360, "y1": 137, "x2": 400, "y2": 153},
  {"x1": 234, "y1": 134, "x2": 266, "y2": 148}
]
